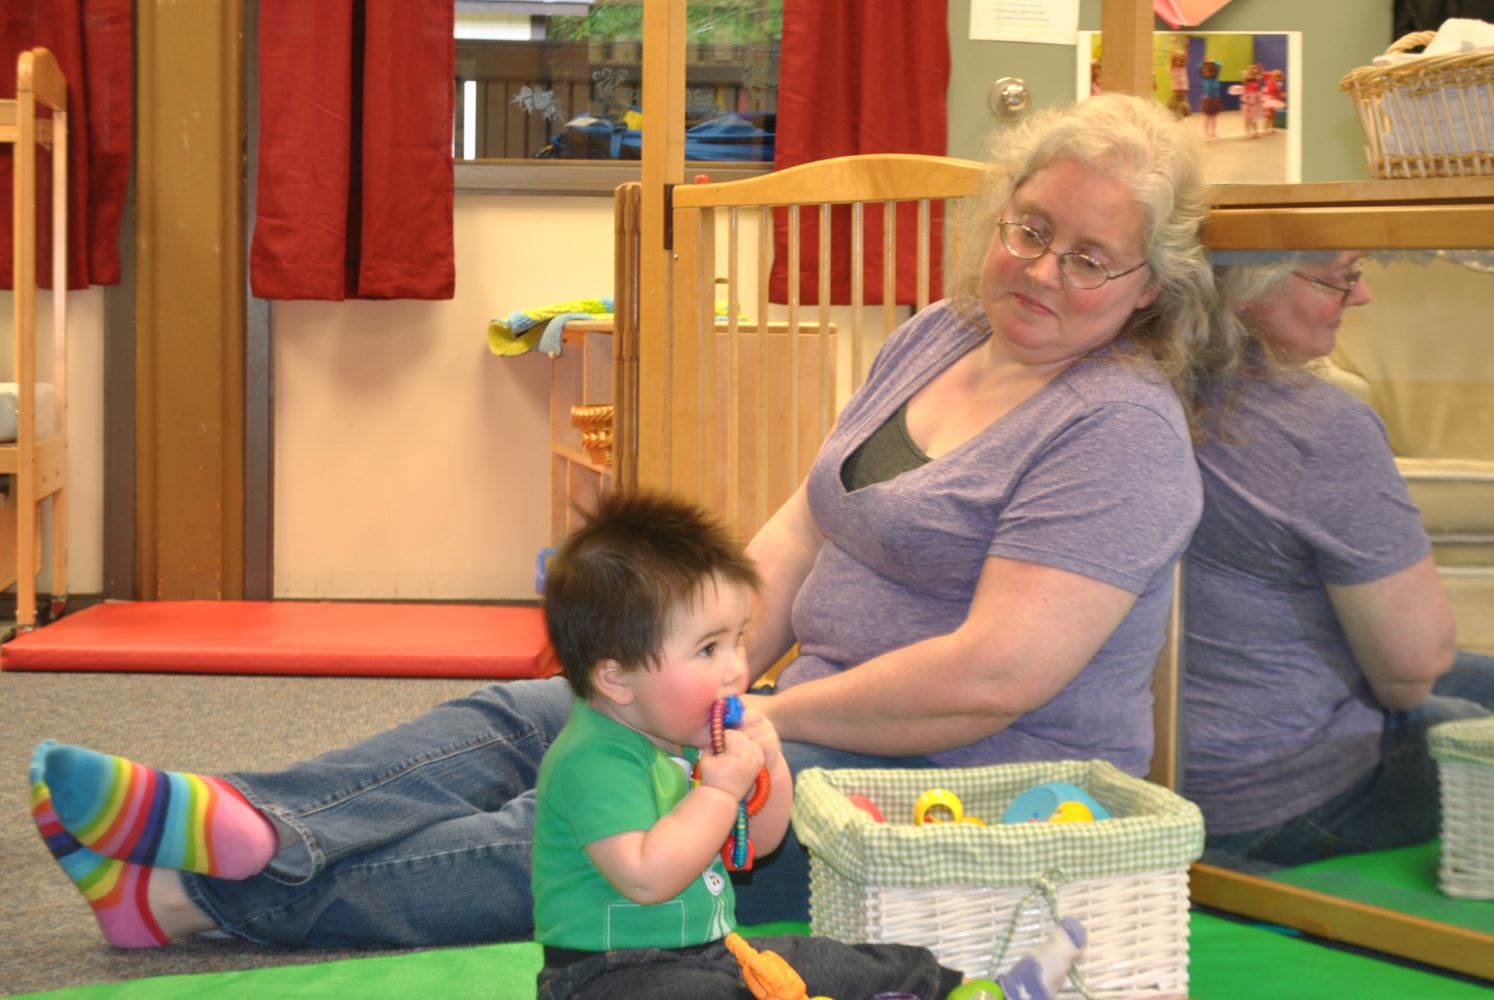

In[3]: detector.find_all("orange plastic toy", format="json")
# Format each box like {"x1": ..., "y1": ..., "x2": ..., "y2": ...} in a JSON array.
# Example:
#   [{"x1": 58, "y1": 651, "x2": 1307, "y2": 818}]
[{"x1": 725, "y1": 932, "x2": 833, "y2": 1000}]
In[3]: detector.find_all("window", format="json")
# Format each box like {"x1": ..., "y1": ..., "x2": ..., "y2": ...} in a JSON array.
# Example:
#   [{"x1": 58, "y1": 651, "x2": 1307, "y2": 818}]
[{"x1": 454, "y1": 0, "x2": 781, "y2": 166}]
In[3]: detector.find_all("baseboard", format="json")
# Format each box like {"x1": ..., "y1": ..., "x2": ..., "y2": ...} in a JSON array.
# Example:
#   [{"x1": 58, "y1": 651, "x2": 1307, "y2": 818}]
[{"x1": 0, "y1": 592, "x2": 105, "y2": 627}]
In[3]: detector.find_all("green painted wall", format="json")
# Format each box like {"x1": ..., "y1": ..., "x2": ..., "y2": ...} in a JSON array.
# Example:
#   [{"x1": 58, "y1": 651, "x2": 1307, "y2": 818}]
[
  {"x1": 1200, "y1": 33, "x2": 1257, "y2": 79},
  {"x1": 946, "y1": 0, "x2": 1393, "y2": 181}
]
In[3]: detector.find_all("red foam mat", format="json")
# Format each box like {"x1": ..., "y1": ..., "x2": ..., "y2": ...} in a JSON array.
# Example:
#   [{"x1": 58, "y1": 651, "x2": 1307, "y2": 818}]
[{"x1": 0, "y1": 601, "x2": 557, "y2": 679}]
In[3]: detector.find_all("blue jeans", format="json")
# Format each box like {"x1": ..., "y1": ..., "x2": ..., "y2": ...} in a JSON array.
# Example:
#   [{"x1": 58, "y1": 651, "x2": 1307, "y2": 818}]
[
  {"x1": 185, "y1": 677, "x2": 574, "y2": 947},
  {"x1": 183, "y1": 678, "x2": 935, "y2": 946},
  {"x1": 1436, "y1": 648, "x2": 1494, "y2": 707},
  {"x1": 733, "y1": 741, "x2": 936, "y2": 927},
  {"x1": 1203, "y1": 653, "x2": 1494, "y2": 873}
]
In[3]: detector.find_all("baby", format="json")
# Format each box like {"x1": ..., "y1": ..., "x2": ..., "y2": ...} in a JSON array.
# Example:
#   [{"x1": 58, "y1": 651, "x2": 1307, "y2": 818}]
[{"x1": 532, "y1": 490, "x2": 1086, "y2": 999}]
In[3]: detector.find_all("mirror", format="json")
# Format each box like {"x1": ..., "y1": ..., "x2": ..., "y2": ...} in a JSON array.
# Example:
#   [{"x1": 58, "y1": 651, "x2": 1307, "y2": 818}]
[{"x1": 1191, "y1": 182, "x2": 1494, "y2": 982}]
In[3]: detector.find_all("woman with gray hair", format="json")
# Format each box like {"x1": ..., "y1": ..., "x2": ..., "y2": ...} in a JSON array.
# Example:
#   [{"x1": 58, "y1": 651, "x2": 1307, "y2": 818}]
[
  {"x1": 1183, "y1": 252, "x2": 1493, "y2": 871},
  {"x1": 29, "y1": 93, "x2": 1216, "y2": 948},
  {"x1": 738, "y1": 91, "x2": 1212, "y2": 920}
]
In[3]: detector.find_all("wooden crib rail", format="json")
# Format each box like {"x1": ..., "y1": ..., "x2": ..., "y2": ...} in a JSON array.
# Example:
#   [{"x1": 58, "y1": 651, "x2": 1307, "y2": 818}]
[
  {"x1": 671, "y1": 153, "x2": 990, "y2": 209},
  {"x1": 655, "y1": 154, "x2": 988, "y2": 539},
  {"x1": 17, "y1": 47, "x2": 68, "y2": 113}
]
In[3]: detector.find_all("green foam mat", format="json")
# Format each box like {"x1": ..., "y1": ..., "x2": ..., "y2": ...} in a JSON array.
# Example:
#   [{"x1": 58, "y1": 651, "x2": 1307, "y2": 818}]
[
  {"x1": 14, "y1": 922, "x2": 807, "y2": 1000},
  {"x1": 17, "y1": 916, "x2": 1487, "y2": 999},
  {"x1": 1188, "y1": 911, "x2": 1490, "y2": 998},
  {"x1": 1268, "y1": 840, "x2": 1494, "y2": 934}
]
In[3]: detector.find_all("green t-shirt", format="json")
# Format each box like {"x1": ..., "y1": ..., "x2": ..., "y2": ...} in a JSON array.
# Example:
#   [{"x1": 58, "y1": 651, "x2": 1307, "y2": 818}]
[{"x1": 532, "y1": 699, "x2": 737, "y2": 951}]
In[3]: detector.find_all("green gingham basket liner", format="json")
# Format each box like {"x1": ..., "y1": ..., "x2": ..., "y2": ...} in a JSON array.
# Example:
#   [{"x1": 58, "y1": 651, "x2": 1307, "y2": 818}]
[
  {"x1": 1429, "y1": 716, "x2": 1494, "y2": 766},
  {"x1": 793, "y1": 760, "x2": 1203, "y2": 888}
]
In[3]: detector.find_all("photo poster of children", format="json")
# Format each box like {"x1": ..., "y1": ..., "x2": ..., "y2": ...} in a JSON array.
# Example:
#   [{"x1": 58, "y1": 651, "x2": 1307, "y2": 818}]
[{"x1": 1077, "y1": 30, "x2": 1301, "y2": 184}]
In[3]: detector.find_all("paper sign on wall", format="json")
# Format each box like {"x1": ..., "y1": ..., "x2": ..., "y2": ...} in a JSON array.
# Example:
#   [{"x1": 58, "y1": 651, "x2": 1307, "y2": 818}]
[{"x1": 969, "y1": 0, "x2": 1080, "y2": 46}]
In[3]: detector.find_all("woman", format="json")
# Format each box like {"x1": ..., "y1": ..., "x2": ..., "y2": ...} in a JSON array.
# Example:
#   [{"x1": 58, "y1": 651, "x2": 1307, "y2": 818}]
[
  {"x1": 1183, "y1": 252, "x2": 1492, "y2": 871},
  {"x1": 30, "y1": 93, "x2": 1214, "y2": 948},
  {"x1": 733, "y1": 92, "x2": 1213, "y2": 920}
]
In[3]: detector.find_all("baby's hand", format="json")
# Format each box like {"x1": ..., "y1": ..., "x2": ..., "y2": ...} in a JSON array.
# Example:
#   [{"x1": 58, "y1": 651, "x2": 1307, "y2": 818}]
[
  {"x1": 736, "y1": 703, "x2": 783, "y2": 773},
  {"x1": 697, "y1": 729, "x2": 764, "y2": 800}
]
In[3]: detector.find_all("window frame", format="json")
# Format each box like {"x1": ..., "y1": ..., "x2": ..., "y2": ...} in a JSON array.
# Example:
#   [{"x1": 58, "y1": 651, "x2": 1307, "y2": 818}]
[{"x1": 454, "y1": 158, "x2": 769, "y2": 196}]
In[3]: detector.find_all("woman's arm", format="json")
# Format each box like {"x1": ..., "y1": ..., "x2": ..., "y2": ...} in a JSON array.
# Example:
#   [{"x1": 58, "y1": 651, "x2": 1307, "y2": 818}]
[
  {"x1": 745, "y1": 483, "x2": 826, "y2": 680},
  {"x1": 1327, "y1": 554, "x2": 1456, "y2": 711},
  {"x1": 751, "y1": 555, "x2": 1137, "y2": 754}
]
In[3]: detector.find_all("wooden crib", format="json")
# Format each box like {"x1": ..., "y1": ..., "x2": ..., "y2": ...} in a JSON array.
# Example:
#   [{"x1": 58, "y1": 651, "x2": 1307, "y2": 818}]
[
  {"x1": 1, "y1": 47, "x2": 70, "y2": 629},
  {"x1": 642, "y1": 153, "x2": 987, "y2": 538}
]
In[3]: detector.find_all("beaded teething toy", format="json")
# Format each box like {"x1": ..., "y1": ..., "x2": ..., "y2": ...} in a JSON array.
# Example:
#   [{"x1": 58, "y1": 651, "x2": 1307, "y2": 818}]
[{"x1": 695, "y1": 695, "x2": 772, "y2": 870}]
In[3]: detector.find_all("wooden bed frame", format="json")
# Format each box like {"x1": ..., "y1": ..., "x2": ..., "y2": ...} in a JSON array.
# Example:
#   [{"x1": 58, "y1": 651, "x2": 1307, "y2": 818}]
[{"x1": 1, "y1": 47, "x2": 69, "y2": 630}]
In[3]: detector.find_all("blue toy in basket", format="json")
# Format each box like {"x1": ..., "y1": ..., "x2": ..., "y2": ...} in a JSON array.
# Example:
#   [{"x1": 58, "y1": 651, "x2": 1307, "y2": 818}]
[{"x1": 1001, "y1": 781, "x2": 1111, "y2": 824}]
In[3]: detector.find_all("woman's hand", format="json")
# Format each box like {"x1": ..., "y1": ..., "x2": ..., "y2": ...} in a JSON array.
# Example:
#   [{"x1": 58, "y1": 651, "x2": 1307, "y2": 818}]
[{"x1": 736, "y1": 701, "x2": 783, "y2": 773}]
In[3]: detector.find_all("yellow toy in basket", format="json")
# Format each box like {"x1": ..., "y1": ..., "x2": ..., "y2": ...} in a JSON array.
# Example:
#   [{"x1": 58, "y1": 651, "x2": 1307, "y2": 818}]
[{"x1": 913, "y1": 787, "x2": 987, "y2": 825}]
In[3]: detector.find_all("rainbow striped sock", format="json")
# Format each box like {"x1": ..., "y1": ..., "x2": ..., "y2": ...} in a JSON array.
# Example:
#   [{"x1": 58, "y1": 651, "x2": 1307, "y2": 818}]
[
  {"x1": 31, "y1": 755, "x2": 170, "y2": 948},
  {"x1": 36, "y1": 741, "x2": 276, "y2": 880}
]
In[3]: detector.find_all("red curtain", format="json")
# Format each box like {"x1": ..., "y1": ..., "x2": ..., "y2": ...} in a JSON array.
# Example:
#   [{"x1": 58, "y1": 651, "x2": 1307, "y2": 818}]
[
  {"x1": 769, "y1": 1, "x2": 949, "y2": 305},
  {"x1": 0, "y1": 0, "x2": 132, "y2": 290},
  {"x1": 251, "y1": 0, "x2": 455, "y2": 300}
]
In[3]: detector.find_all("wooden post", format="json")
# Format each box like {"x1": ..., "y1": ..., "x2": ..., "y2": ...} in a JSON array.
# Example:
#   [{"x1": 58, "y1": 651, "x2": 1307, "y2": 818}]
[
  {"x1": 1101, "y1": 0, "x2": 1155, "y2": 98},
  {"x1": 135, "y1": 1, "x2": 245, "y2": 599},
  {"x1": 636, "y1": 0, "x2": 687, "y2": 490}
]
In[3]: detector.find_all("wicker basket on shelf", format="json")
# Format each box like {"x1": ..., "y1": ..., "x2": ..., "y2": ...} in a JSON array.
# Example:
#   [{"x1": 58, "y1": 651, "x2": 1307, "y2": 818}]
[
  {"x1": 792, "y1": 761, "x2": 1203, "y2": 999},
  {"x1": 1340, "y1": 30, "x2": 1494, "y2": 179},
  {"x1": 1430, "y1": 716, "x2": 1494, "y2": 899},
  {"x1": 569, "y1": 404, "x2": 613, "y2": 466}
]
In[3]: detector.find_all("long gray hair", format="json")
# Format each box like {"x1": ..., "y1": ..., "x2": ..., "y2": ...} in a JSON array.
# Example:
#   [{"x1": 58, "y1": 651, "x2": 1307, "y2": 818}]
[
  {"x1": 1193, "y1": 252, "x2": 1350, "y2": 441},
  {"x1": 948, "y1": 93, "x2": 1215, "y2": 433}
]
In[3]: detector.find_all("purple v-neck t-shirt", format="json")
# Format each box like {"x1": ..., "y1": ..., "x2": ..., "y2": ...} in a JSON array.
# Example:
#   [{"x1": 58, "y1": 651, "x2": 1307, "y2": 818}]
[{"x1": 776, "y1": 300, "x2": 1202, "y2": 776}]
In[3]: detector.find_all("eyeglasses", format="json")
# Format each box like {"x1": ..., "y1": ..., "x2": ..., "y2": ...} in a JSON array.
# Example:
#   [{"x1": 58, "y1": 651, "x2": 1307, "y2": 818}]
[
  {"x1": 997, "y1": 220, "x2": 1148, "y2": 290},
  {"x1": 1292, "y1": 266, "x2": 1363, "y2": 304}
]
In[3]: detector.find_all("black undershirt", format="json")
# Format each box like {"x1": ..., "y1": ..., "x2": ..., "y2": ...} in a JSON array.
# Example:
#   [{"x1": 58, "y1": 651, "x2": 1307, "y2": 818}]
[{"x1": 839, "y1": 398, "x2": 932, "y2": 492}]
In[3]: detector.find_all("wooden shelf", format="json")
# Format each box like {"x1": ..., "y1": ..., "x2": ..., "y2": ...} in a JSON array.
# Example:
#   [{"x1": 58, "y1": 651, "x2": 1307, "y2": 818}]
[
  {"x1": 1207, "y1": 178, "x2": 1494, "y2": 250},
  {"x1": 1211, "y1": 178, "x2": 1494, "y2": 207},
  {"x1": 550, "y1": 442, "x2": 612, "y2": 476},
  {"x1": 549, "y1": 324, "x2": 616, "y2": 546}
]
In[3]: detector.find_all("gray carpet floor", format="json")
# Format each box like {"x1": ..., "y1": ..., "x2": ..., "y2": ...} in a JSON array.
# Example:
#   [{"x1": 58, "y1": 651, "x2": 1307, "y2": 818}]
[{"x1": 0, "y1": 669, "x2": 487, "y2": 997}]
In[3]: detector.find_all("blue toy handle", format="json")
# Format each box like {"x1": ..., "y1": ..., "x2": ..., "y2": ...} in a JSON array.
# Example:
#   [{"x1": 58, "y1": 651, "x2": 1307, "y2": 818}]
[
  {"x1": 721, "y1": 694, "x2": 745, "y2": 728},
  {"x1": 1000, "y1": 781, "x2": 1111, "y2": 823}
]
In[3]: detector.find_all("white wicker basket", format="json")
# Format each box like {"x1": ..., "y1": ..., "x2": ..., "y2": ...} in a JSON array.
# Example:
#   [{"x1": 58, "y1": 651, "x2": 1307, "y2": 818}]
[
  {"x1": 1430, "y1": 716, "x2": 1494, "y2": 899},
  {"x1": 1340, "y1": 31, "x2": 1494, "y2": 179},
  {"x1": 793, "y1": 761, "x2": 1204, "y2": 999}
]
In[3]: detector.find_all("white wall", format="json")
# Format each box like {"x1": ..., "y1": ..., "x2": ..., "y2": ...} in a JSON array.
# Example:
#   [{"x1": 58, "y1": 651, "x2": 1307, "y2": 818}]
[
  {"x1": 15, "y1": 227, "x2": 1489, "y2": 609},
  {"x1": 271, "y1": 195, "x2": 617, "y2": 600}
]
